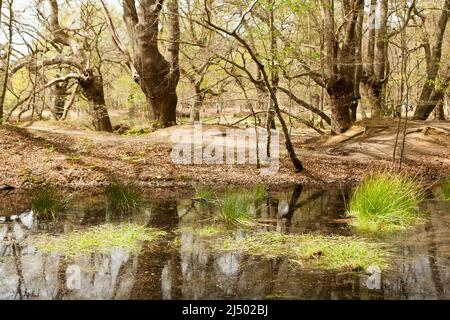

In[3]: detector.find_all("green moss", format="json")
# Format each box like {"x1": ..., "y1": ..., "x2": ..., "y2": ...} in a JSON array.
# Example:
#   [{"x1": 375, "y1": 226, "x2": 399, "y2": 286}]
[
  {"x1": 33, "y1": 224, "x2": 165, "y2": 257},
  {"x1": 221, "y1": 191, "x2": 251, "y2": 224},
  {"x1": 123, "y1": 127, "x2": 151, "y2": 136},
  {"x1": 105, "y1": 180, "x2": 143, "y2": 213},
  {"x1": 348, "y1": 172, "x2": 424, "y2": 234},
  {"x1": 220, "y1": 232, "x2": 388, "y2": 271},
  {"x1": 65, "y1": 154, "x2": 81, "y2": 162},
  {"x1": 31, "y1": 187, "x2": 70, "y2": 220}
]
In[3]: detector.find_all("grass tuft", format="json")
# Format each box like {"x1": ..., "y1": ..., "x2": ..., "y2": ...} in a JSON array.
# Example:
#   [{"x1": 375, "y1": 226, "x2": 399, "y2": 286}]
[
  {"x1": 105, "y1": 180, "x2": 143, "y2": 213},
  {"x1": 348, "y1": 172, "x2": 424, "y2": 234},
  {"x1": 31, "y1": 187, "x2": 69, "y2": 220},
  {"x1": 194, "y1": 185, "x2": 216, "y2": 201},
  {"x1": 220, "y1": 232, "x2": 388, "y2": 271},
  {"x1": 179, "y1": 225, "x2": 228, "y2": 238},
  {"x1": 221, "y1": 191, "x2": 251, "y2": 224},
  {"x1": 251, "y1": 183, "x2": 267, "y2": 201},
  {"x1": 33, "y1": 224, "x2": 165, "y2": 257}
]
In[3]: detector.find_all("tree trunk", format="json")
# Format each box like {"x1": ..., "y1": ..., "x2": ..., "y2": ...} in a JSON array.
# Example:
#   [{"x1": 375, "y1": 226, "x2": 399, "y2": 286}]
[
  {"x1": 0, "y1": 0, "x2": 13, "y2": 124},
  {"x1": 51, "y1": 81, "x2": 68, "y2": 120},
  {"x1": 78, "y1": 70, "x2": 113, "y2": 132},
  {"x1": 321, "y1": 0, "x2": 364, "y2": 134},
  {"x1": 413, "y1": 0, "x2": 450, "y2": 119},
  {"x1": 189, "y1": 84, "x2": 203, "y2": 123},
  {"x1": 434, "y1": 103, "x2": 445, "y2": 120},
  {"x1": 122, "y1": 0, "x2": 180, "y2": 128},
  {"x1": 327, "y1": 77, "x2": 354, "y2": 134}
]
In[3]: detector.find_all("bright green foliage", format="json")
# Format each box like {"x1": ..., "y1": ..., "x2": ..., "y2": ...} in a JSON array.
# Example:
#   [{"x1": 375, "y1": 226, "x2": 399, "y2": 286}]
[
  {"x1": 33, "y1": 224, "x2": 165, "y2": 257},
  {"x1": 348, "y1": 172, "x2": 424, "y2": 234},
  {"x1": 221, "y1": 192, "x2": 251, "y2": 224},
  {"x1": 221, "y1": 232, "x2": 388, "y2": 271}
]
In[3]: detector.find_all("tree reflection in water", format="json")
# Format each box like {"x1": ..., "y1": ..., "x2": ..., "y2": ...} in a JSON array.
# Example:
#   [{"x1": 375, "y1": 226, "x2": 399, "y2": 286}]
[{"x1": 0, "y1": 186, "x2": 449, "y2": 299}]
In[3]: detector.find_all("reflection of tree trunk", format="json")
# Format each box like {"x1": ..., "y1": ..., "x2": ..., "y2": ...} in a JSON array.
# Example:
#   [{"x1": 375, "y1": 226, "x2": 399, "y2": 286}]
[
  {"x1": 12, "y1": 242, "x2": 26, "y2": 299},
  {"x1": 424, "y1": 221, "x2": 444, "y2": 297},
  {"x1": 282, "y1": 184, "x2": 303, "y2": 220},
  {"x1": 131, "y1": 201, "x2": 180, "y2": 299}
]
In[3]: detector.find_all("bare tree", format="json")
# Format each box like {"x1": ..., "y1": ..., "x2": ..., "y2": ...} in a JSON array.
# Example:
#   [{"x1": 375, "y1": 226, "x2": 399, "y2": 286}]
[
  {"x1": 413, "y1": 0, "x2": 450, "y2": 119},
  {"x1": 0, "y1": 0, "x2": 13, "y2": 124},
  {"x1": 204, "y1": 0, "x2": 304, "y2": 171},
  {"x1": 320, "y1": 0, "x2": 364, "y2": 134}
]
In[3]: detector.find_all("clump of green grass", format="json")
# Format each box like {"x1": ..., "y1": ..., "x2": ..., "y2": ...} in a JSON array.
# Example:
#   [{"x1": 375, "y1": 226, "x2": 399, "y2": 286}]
[
  {"x1": 348, "y1": 172, "x2": 424, "y2": 234},
  {"x1": 441, "y1": 178, "x2": 450, "y2": 200},
  {"x1": 221, "y1": 232, "x2": 388, "y2": 271},
  {"x1": 221, "y1": 191, "x2": 251, "y2": 224},
  {"x1": 251, "y1": 183, "x2": 267, "y2": 201},
  {"x1": 33, "y1": 224, "x2": 166, "y2": 257},
  {"x1": 31, "y1": 188, "x2": 70, "y2": 220},
  {"x1": 194, "y1": 185, "x2": 216, "y2": 201},
  {"x1": 105, "y1": 181, "x2": 143, "y2": 213},
  {"x1": 179, "y1": 225, "x2": 228, "y2": 237}
]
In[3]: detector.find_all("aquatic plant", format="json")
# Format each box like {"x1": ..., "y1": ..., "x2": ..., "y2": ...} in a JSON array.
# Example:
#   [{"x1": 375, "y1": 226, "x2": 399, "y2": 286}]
[
  {"x1": 105, "y1": 180, "x2": 143, "y2": 213},
  {"x1": 251, "y1": 183, "x2": 267, "y2": 202},
  {"x1": 31, "y1": 187, "x2": 69, "y2": 220},
  {"x1": 348, "y1": 172, "x2": 424, "y2": 234},
  {"x1": 221, "y1": 232, "x2": 388, "y2": 271},
  {"x1": 33, "y1": 224, "x2": 166, "y2": 257},
  {"x1": 178, "y1": 225, "x2": 228, "y2": 238},
  {"x1": 442, "y1": 178, "x2": 450, "y2": 200},
  {"x1": 221, "y1": 191, "x2": 251, "y2": 224},
  {"x1": 194, "y1": 185, "x2": 216, "y2": 201}
]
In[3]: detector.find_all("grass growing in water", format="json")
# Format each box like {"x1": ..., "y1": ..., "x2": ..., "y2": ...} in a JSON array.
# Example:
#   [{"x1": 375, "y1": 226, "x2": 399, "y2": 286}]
[
  {"x1": 194, "y1": 185, "x2": 216, "y2": 201},
  {"x1": 31, "y1": 188, "x2": 69, "y2": 220},
  {"x1": 251, "y1": 184, "x2": 267, "y2": 201},
  {"x1": 178, "y1": 225, "x2": 228, "y2": 237},
  {"x1": 105, "y1": 181, "x2": 143, "y2": 213},
  {"x1": 221, "y1": 191, "x2": 251, "y2": 224},
  {"x1": 221, "y1": 232, "x2": 388, "y2": 271},
  {"x1": 348, "y1": 172, "x2": 424, "y2": 234},
  {"x1": 33, "y1": 224, "x2": 165, "y2": 257}
]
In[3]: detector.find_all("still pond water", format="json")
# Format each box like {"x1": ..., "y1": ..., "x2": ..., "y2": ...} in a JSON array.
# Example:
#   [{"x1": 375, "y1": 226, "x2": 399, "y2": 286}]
[{"x1": 0, "y1": 185, "x2": 449, "y2": 300}]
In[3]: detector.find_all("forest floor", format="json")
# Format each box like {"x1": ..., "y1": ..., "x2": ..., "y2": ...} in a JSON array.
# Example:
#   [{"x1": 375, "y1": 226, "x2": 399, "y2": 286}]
[{"x1": 0, "y1": 118, "x2": 449, "y2": 189}]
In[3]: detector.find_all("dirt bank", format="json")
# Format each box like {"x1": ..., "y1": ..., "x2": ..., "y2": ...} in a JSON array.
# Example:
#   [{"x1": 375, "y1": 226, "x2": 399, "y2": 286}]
[{"x1": 0, "y1": 119, "x2": 449, "y2": 189}]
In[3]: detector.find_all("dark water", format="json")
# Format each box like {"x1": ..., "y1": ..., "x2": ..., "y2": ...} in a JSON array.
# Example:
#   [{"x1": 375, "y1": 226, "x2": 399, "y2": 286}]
[{"x1": 0, "y1": 185, "x2": 449, "y2": 300}]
